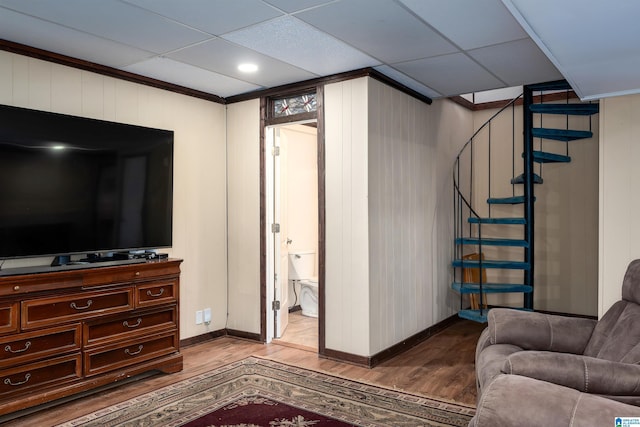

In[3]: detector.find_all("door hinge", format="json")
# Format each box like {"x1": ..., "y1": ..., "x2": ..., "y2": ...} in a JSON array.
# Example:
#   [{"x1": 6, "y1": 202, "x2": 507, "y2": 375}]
[
  {"x1": 272, "y1": 146, "x2": 280, "y2": 156},
  {"x1": 271, "y1": 223, "x2": 280, "y2": 233},
  {"x1": 272, "y1": 300, "x2": 281, "y2": 311}
]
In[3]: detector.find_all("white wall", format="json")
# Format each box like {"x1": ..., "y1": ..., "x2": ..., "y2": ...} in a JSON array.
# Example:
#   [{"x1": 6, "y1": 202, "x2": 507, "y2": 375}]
[
  {"x1": 324, "y1": 78, "x2": 371, "y2": 356},
  {"x1": 226, "y1": 99, "x2": 262, "y2": 334},
  {"x1": 0, "y1": 51, "x2": 228, "y2": 340},
  {"x1": 599, "y1": 94, "x2": 640, "y2": 316}
]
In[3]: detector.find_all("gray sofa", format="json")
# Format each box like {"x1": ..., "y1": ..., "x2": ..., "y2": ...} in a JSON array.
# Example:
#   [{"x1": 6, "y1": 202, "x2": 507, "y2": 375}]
[{"x1": 470, "y1": 259, "x2": 640, "y2": 426}]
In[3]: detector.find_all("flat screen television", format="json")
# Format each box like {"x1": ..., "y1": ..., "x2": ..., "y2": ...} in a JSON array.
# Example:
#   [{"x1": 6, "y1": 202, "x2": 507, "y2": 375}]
[{"x1": 0, "y1": 104, "x2": 174, "y2": 265}]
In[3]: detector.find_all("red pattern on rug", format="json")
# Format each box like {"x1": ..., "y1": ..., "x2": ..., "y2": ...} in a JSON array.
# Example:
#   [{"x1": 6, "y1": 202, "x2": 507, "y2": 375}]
[{"x1": 182, "y1": 395, "x2": 352, "y2": 427}]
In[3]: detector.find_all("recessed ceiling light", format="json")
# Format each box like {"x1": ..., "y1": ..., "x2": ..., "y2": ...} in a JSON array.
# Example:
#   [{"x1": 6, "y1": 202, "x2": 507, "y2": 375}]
[{"x1": 238, "y1": 63, "x2": 258, "y2": 73}]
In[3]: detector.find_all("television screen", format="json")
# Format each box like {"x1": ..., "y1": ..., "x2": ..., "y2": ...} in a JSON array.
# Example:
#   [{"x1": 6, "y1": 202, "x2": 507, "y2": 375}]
[{"x1": 0, "y1": 104, "x2": 173, "y2": 260}]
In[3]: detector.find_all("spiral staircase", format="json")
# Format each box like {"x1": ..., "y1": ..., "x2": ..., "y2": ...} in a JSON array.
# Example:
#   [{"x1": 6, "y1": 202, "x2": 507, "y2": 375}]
[{"x1": 452, "y1": 80, "x2": 599, "y2": 323}]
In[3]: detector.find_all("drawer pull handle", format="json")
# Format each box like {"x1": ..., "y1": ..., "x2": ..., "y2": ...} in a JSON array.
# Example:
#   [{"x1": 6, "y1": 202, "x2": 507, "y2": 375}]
[
  {"x1": 125, "y1": 345, "x2": 143, "y2": 356},
  {"x1": 123, "y1": 318, "x2": 142, "y2": 328},
  {"x1": 135, "y1": 272, "x2": 140, "y2": 276},
  {"x1": 4, "y1": 341, "x2": 31, "y2": 354},
  {"x1": 4, "y1": 373, "x2": 31, "y2": 387},
  {"x1": 70, "y1": 300, "x2": 93, "y2": 310},
  {"x1": 146, "y1": 288, "x2": 165, "y2": 298}
]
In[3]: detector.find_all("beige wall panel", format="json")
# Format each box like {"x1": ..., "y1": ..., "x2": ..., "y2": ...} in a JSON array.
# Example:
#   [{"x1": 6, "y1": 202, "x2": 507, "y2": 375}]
[
  {"x1": 599, "y1": 94, "x2": 640, "y2": 316},
  {"x1": 0, "y1": 51, "x2": 12, "y2": 104},
  {"x1": 51, "y1": 64, "x2": 81, "y2": 114},
  {"x1": 0, "y1": 52, "x2": 228, "y2": 339},
  {"x1": 226, "y1": 99, "x2": 262, "y2": 334},
  {"x1": 81, "y1": 71, "x2": 106, "y2": 120},
  {"x1": 324, "y1": 78, "x2": 370, "y2": 356}
]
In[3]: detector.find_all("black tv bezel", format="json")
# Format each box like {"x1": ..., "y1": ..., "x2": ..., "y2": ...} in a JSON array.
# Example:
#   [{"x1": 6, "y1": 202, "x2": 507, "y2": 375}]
[{"x1": 0, "y1": 103, "x2": 174, "y2": 265}]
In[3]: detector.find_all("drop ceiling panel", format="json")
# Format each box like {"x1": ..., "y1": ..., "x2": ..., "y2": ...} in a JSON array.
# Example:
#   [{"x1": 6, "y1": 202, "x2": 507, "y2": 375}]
[
  {"x1": 0, "y1": 0, "x2": 211, "y2": 54},
  {"x1": 168, "y1": 38, "x2": 317, "y2": 88},
  {"x1": 222, "y1": 16, "x2": 380, "y2": 76},
  {"x1": 503, "y1": 0, "x2": 640, "y2": 99},
  {"x1": 295, "y1": 0, "x2": 457, "y2": 64},
  {"x1": 0, "y1": 7, "x2": 154, "y2": 68},
  {"x1": 264, "y1": 0, "x2": 333, "y2": 13},
  {"x1": 400, "y1": 0, "x2": 528, "y2": 50},
  {"x1": 122, "y1": 0, "x2": 282, "y2": 35},
  {"x1": 123, "y1": 57, "x2": 261, "y2": 97},
  {"x1": 395, "y1": 53, "x2": 505, "y2": 97},
  {"x1": 469, "y1": 38, "x2": 561, "y2": 87},
  {"x1": 374, "y1": 65, "x2": 442, "y2": 99}
]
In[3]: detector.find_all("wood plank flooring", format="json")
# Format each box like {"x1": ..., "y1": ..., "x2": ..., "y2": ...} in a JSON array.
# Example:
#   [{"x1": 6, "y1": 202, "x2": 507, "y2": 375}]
[{"x1": 2, "y1": 318, "x2": 484, "y2": 426}]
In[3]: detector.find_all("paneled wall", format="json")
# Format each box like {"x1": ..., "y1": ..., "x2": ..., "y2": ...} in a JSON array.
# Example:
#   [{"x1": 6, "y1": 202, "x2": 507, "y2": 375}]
[
  {"x1": 226, "y1": 99, "x2": 262, "y2": 334},
  {"x1": 324, "y1": 78, "x2": 371, "y2": 356},
  {"x1": 324, "y1": 78, "x2": 472, "y2": 356},
  {"x1": 599, "y1": 94, "x2": 640, "y2": 316},
  {"x1": 0, "y1": 51, "x2": 228, "y2": 340}
]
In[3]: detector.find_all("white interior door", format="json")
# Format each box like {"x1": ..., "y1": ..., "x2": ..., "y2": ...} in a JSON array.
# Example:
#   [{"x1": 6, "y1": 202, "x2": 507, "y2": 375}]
[{"x1": 266, "y1": 127, "x2": 289, "y2": 341}]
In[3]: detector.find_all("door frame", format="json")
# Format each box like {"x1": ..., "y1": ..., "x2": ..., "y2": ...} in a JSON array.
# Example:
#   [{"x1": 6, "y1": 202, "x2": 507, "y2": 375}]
[{"x1": 259, "y1": 86, "x2": 326, "y2": 354}]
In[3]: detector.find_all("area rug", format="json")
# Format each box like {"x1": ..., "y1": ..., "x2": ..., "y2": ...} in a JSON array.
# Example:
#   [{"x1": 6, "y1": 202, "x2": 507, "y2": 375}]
[{"x1": 55, "y1": 357, "x2": 475, "y2": 427}]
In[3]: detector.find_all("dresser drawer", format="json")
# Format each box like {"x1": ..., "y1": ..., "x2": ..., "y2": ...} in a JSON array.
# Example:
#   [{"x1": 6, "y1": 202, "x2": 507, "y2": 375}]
[
  {"x1": 0, "y1": 302, "x2": 18, "y2": 335},
  {"x1": 135, "y1": 281, "x2": 177, "y2": 308},
  {"x1": 0, "y1": 354, "x2": 81, "y2": 397},
  {"x1": 83, "y1": 306, "x2": 177, "y2": 347},
  {"x1": 0, "y1": 324, "x2": 81, "y2": 368},
  {"x1": 82, "y1": 261, "x2": 181, "y2": 287},
  {"x1": 84, "y1": 331, "x2": 178, "y2": 376},
  {"x1": 21, "y1": 288, "x2": 134, "y2": 330}
]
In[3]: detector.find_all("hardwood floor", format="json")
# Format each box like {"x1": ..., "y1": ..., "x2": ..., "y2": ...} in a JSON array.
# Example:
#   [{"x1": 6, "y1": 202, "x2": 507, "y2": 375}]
[{"x1": 2, "y1": 318, "x2": 484, "y2": 426}]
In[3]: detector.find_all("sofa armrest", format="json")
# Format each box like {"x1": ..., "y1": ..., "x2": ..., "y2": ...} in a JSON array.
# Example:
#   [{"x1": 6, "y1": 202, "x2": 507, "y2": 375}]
[
  {"x1": 470, "y1": 374, "x2": 640, "y2": 427},
  {"x1": 503, "y1": 351, "x2": 640, "y2": 395},
  {"x1": 489, "y1": 308, "x2": 597, "y2": 353}
]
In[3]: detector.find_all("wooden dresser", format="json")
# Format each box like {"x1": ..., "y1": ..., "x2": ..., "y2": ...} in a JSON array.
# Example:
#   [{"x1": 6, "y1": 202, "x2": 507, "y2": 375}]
[{"x1": 0, "y1": 259, "x2": 183, "y2": 415}]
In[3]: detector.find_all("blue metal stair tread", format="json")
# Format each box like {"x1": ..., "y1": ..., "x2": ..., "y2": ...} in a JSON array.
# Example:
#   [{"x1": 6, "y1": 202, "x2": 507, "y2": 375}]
[
  {"x1": 468, "y1": 217, "x2": 526, "y2": 225},
  {"x1": 452, "y1": 259, "x2": 530, "y2": 270},
  {"x1": 455, "y1": 237, "x2": 529, "y2": 247},
  {"x1": 487, "y1": 195, "x2": 535, "y2": 204},
  {"x1": 531, "y1": 151, "x2": 571, "y2": 163},
  {"x1": 511, "y1": 173, "x2": 543, "y2": 184},
  {"x1": 532, "y1": 128, "x2": 593, "y2": 141},
  {"x1": 526, "y1": 80, "x2": 571, "y2": 92},
  {"x1": 529, "y1": 103, "x2": 599, "y2": 116},
  {"x1": 452, "y1": 282, "x2": 533, "y2": 293}
]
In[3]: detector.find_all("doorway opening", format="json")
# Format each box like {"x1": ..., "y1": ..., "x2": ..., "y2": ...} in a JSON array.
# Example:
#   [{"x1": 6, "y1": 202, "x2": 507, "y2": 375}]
[{"x1": 265, "y1": 121, "x2": 319, "y2": 350}]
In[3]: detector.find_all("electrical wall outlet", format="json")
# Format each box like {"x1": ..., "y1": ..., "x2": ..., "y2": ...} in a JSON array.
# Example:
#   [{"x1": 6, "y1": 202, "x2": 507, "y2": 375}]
[
  {"x1": 195, "y1": 310, "x2": 203, "y2": 325},
  {"x1": 204, "y1": 307, "x2": 211, "y2": 323}
]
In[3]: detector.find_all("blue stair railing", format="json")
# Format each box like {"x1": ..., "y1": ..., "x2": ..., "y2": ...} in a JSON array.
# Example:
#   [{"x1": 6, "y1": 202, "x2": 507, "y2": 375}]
[{"x1": 452, "y1": 79, "x2": 598, "y2": 323}]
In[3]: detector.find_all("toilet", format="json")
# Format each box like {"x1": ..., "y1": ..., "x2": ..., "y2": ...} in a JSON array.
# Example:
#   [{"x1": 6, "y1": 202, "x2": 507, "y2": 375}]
[{"x1": 288, "y1": 251, "x2": 318, "y2": 318}]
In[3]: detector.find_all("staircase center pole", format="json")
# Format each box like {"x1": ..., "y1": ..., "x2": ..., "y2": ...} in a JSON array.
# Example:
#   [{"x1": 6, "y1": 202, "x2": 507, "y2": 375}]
[{"x1": 523, "y1": 87, "x2": 534, "y2": 310}]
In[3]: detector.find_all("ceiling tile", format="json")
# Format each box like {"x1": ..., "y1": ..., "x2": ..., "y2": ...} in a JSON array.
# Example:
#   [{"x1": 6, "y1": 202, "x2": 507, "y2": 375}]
[
  {"x1": 0, "y1": 0, "x2": 211, "y2": 53},
  {"x1": 263, "y1": 0, "x2": 333, "y2": 13},
  {"x1": 400, "y1": 0, "x2": 528, "y2": 50},
  {"x1": 295, "y1": 0, "x2": 457, "y2": 64},
  {"x1": 469, "y1": 39, "x2": 562, "y2": 86},
  {"x1": 168, "y1": 38, "x2": 317, "y2": 88},
  {"x1": 123, "y1": 57, "x2": 261, "y2": 97},
  {"x1": 503, "y1": 0, "x2": 640, "y2": 99},
  {"x1": 374, "y1": 65, "x2": 442, "y2": 99},
  {"x1": 394, "y1": 53, "x2": 505, "y2": 97},
  {"x1": 0, "y1": 6, "x2": 154, "y2": 68},
  {"x1": 222, "y1": 16, "x2": 379, "y2": 76},
  {"x1": 122, "y1": 0, "x2": 282, "y2": 35}
]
